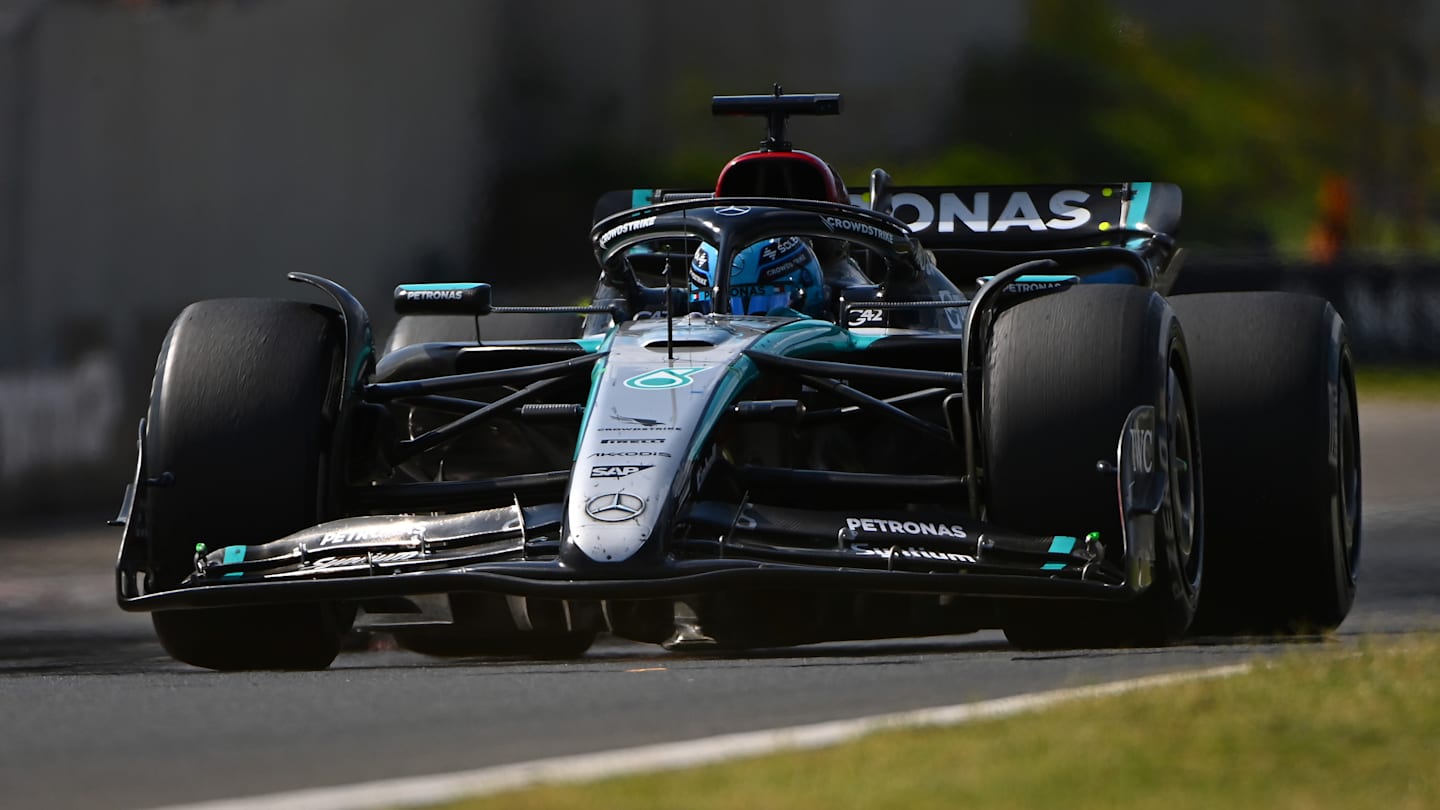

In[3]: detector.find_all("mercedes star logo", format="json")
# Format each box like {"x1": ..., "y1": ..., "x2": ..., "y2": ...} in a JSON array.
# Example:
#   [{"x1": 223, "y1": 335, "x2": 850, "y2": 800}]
[
  {"x1": 713, "y1": 205, "x2": 751, "y2": 216},
  {"x1": 585, "y1": 493, "x2": 646, "y2": 522}
]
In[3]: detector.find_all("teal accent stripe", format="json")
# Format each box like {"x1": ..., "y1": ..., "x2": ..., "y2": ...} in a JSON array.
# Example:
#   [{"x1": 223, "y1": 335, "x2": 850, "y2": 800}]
[
  {"x1": 221, "y1": 545, "x2": 246, "y2": 578},
  {"x1": 573, "y1": 356, "x2": 609, "y2": 460},
  {"x1": 1042, "y1": 535, "x2": 1076, "y2": 571},
  {"x1": 631, "y1": 189, "x2": 654, "y2": 209},
  {"x1": 396, "y1": 283, "x2": 482, "y2": 292},
  {"x1": 1123, "y1": 182, "x2": 1152, "y2": 229},
  {"x1": 977, "y1": 274, "x2": 1080, "y2": 285}
]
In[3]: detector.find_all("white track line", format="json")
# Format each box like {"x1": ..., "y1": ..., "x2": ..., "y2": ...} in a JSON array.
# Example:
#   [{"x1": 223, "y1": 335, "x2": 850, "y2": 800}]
[{"x1": 150, "y1": 663, "x2": 1251, "y2": 810}]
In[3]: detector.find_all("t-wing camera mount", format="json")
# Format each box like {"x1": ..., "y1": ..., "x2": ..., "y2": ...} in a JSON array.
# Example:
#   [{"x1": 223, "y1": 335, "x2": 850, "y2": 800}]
[{"x1": 711, "y1": 85, "x2": 842, "y2": 151}]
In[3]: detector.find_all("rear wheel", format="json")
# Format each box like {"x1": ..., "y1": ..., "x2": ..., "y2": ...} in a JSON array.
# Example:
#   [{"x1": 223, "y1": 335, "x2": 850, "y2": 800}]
[
  {"x1": 382, "y1": 314, "x2": 479, "y2": 355},
  {"x1": 1173, "y1": 292, "x2": 1360, "y2": 634},
  {"x1": 145, "y1": 299, "x2": 352, "y2": 670},
  {"x1": 985, "y1": 285, "x2": 1204, "y2": 648}
]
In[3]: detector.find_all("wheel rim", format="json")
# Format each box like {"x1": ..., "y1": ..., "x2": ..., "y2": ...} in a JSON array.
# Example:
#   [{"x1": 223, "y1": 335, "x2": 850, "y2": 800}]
[
  {"x1": 1337, "y1": 357, "x2": 1361, "y2": 581},
  {"x1": 1166, "y1": 368, "x2": 1201, "y2": 589}
]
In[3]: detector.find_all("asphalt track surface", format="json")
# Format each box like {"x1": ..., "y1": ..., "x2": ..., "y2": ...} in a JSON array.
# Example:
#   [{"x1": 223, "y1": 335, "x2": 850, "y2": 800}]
[{"x1": 1, "y1": 399, "x2": 1437, "y2": 810}]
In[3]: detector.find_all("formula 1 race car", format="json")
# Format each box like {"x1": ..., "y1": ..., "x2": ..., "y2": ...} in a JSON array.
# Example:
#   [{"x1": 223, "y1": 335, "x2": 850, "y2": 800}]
[{"x1": 114, "y1": 91, "x2": 1361, "y2": 670}]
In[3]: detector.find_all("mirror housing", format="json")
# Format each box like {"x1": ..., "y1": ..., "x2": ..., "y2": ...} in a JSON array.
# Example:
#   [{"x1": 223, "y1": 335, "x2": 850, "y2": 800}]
[{"x1": 393, "y1": 283, "x2": 492, "y2": 315}]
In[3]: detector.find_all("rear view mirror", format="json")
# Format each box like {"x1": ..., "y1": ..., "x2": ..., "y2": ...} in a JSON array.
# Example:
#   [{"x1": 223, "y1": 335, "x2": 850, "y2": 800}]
[{"x1": 393, "y1": 283, "x2": 493, "y2": 315}]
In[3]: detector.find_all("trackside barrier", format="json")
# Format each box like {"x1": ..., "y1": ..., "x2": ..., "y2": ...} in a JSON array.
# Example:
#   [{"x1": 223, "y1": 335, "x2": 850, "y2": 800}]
[{"x1": 1174, "y1": 258, "x2": 1440, "y2": 365}]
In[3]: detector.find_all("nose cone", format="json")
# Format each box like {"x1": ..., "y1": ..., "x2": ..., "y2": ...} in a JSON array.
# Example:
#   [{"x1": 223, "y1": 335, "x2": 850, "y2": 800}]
[
  {"x1": 563, "y1": 319, "x2": 742, "y2": 567},
  {"x1": 570, "y1": 493, "x2": 654, "y2": 563}
]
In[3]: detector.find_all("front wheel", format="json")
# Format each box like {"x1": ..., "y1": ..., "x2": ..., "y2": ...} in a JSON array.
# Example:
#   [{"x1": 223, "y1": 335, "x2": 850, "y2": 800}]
[
  {"x1": 144, "y1": 298, "x2": 352, "y2": 670},
  {"x1": 984, "y1": 285, "x2": 1203, "y2": 648}
]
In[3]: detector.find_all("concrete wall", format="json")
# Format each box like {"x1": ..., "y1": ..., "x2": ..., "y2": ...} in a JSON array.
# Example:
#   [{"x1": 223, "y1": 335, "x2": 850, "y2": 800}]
[
  {"x1": 0, "y1": 0, "x2": 503, "y2": 512},
  {"x1": 10, "y1": 1, "x2": 501, "y2": 362}
]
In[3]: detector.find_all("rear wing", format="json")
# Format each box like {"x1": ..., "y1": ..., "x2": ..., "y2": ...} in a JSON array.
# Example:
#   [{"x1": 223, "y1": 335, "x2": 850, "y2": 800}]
[
  {"x1": 852, "y1": 182, "x2": 1180, "y2": 247},
  {"x1": 594, "y1": 182, "x2": 1181, "y2": 246}
]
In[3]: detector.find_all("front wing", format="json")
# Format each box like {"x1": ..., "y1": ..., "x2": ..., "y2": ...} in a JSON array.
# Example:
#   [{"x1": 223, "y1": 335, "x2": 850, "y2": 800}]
[
  {"x1": 117, "y1": 505, "x2": 1128, "y2": 611},
  {"x1": 118, "y1": 403, "x2": 1163, "y2": 612}
]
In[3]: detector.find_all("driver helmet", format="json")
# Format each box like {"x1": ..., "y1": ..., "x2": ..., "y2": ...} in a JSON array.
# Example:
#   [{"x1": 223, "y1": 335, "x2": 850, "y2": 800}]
[{"x1": 688, "y1": 237, "x2": 825, "y2": 316}]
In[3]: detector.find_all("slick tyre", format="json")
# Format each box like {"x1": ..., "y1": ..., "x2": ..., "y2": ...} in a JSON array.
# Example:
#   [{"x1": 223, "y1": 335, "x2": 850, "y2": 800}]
[
  {"x1": 145, "y1": 298, "x2": 352, "y2": 670},
  {"x1": 1171, "y1": 292, "x2": 1360, "y2": 634},
  {"x1": 986, "y1": 285, "x2": 1203, "y2": 649}
]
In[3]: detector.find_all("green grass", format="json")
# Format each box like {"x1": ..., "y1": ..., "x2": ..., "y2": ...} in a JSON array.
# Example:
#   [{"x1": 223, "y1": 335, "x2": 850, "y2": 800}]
[
  {"x1": 1356, "y1": 366, "x2": 1440, "y2": 401},
  {"x1": 432, "y1": 637, "x2": 1440, "y2": 810}
]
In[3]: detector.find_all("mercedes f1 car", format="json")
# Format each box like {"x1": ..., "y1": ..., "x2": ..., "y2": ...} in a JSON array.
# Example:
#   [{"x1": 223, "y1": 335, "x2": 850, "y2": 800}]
[{"x1": 115, "y1": 91, "x2": 1361, "y2": 670}]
